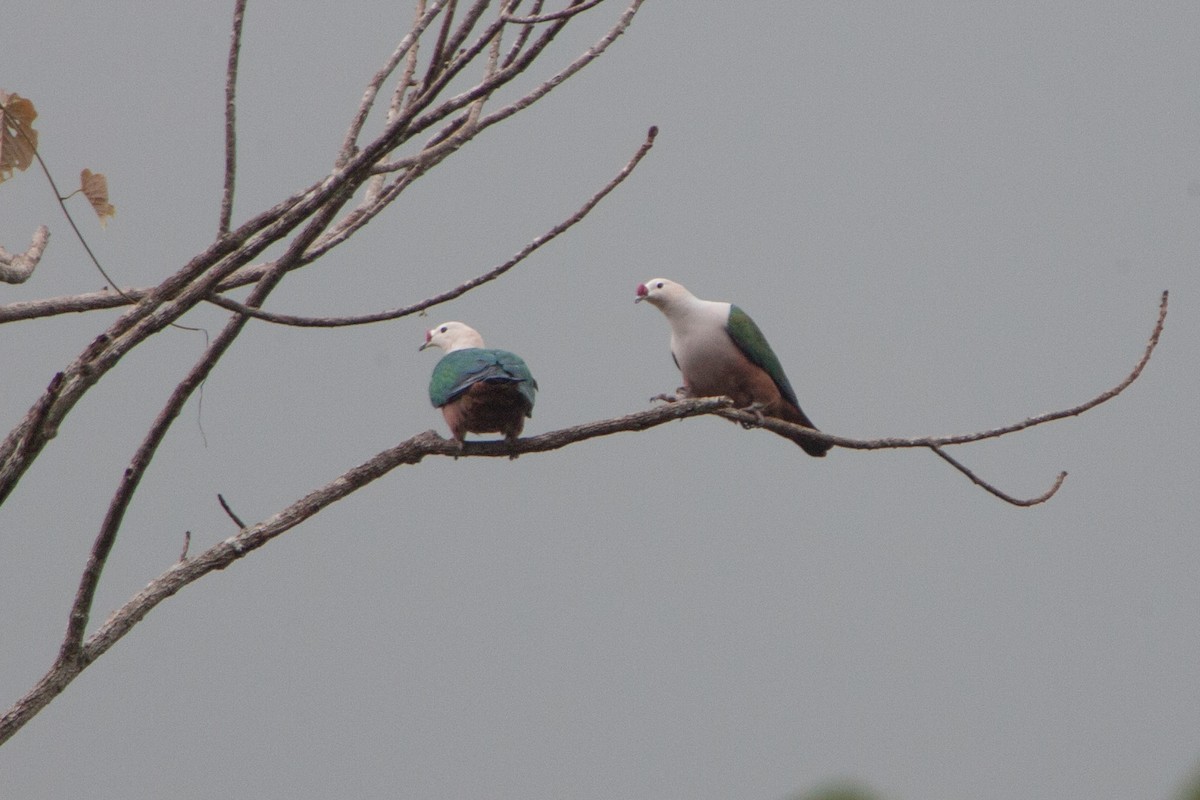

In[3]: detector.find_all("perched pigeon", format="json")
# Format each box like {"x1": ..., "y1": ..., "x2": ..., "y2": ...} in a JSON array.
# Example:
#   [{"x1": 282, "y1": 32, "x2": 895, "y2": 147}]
[
  {"x1": 420, "y1": 321, "x2": 537, "y2": 453},
  {"x1": 635, "y1": 278, "x2": 830, "y2": 457}
]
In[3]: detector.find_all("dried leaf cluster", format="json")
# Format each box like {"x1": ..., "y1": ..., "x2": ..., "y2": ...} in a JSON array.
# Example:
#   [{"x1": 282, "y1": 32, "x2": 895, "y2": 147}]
[{"x1": 1, "y1": 90, "x2": 116, "y2": 285}]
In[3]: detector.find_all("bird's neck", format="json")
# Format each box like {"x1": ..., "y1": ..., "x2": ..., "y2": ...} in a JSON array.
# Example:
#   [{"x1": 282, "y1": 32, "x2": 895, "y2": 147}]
[
  {"x1": 444, "y1": 334, "x2": 485, "y2": 352},
  {"x1": 664, "y1": 297, "x2": 729, "y2": 331}
]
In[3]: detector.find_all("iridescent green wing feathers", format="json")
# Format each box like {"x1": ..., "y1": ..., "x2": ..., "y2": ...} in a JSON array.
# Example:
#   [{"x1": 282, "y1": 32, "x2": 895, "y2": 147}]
[
  {"x1": 724, "y1": 305, "x2": 801, "y2": 409},
  {"x1": 428, "y1": 348, "x2": 537, "y2": 414}
]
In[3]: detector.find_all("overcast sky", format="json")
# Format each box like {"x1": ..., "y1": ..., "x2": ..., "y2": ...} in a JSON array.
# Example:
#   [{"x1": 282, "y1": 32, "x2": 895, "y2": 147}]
[{"x1": 3, "y1": 3, "x2": 1199, "y2": 799}]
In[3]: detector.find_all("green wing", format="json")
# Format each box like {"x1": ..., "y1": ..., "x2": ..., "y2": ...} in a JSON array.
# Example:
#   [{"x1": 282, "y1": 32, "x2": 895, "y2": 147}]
[
  {"x1": 725, "y1": 305, "x2": 801, "y2": 409},
  {"x1": 429, "y1": 348, "x2": 537, "y2": 414}
]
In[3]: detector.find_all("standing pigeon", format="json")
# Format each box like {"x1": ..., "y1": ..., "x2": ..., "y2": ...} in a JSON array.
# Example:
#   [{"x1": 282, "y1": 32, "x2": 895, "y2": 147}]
[
  {"x1": 635, "y1": 278, "x2": 830, "y2": 457},
  {"x1": 420, "y1": 321, "x2": 537, "y2": 454}
]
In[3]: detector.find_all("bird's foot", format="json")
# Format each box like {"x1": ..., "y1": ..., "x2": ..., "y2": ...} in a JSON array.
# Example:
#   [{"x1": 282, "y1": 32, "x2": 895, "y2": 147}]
[
  {"x1": 449, "y1": 437, "x2": 466, "y2": 460},
  {"x1": 650, "y1": 386, "x2": 694, "y2": 404},
  {"x1": 505, "y1": 436, "x2": 520, "y2": 460},
  {"x1": 738, "y1": 402, "x2": 767, "y2": 429}
]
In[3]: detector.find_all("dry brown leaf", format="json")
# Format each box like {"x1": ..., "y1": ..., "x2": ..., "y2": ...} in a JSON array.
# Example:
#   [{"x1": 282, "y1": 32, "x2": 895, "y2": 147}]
[
  {"x1": 80, "y1": 169, "x2": 116, "y2": 225},
  {"x1": 0, "y1": 91, "x2": 39, "y2": 183}
]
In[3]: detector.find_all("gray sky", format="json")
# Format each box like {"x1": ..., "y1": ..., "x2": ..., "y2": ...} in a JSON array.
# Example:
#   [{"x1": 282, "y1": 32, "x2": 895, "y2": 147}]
[{"x1": 2, "y1": 3, "x2": 1198, "y2": 798}]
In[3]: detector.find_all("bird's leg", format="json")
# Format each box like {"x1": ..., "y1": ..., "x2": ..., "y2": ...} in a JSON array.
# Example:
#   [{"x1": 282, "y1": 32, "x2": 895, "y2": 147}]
[
  {"x1": 505, "y1": 434, "x2": 520, "y2": 460},
  {"x1": 449, "y1": 436, "x2": 466, "y2": 459},
  {"x1": 738, "y1": 402, "x2": 767, "y2": 429}
]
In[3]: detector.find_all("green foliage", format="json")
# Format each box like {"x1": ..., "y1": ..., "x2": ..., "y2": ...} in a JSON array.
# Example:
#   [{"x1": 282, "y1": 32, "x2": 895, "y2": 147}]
[
  {"x1": 790, "y1": 780, "x2": 882, "y2": 800},
  {"x1": 1176, "y1": 763, "x2": 1200, "y2": 800}
]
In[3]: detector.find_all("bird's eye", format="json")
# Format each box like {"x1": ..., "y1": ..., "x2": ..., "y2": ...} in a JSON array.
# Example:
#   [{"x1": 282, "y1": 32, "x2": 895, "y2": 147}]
[
  {"x1": 655, "y1": 282, "x2": 664, "y2": 289},
  {"x1": 439, "y1": 326, "x2": 447, "y2": 333}
]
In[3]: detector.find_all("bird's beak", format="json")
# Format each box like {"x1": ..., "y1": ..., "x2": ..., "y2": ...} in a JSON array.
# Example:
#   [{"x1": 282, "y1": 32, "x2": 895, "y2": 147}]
[
  {"x1": 418, "y1": 332, "x2": 432, "y2": 351},
  {"x1": 634, "y1": 283, "x2": 648, "y2": 303}
]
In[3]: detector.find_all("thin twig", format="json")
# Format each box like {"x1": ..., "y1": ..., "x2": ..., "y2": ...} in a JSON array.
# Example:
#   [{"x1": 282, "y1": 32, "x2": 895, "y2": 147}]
[
  {"x1": 393, "y1": 0, "x2": 432, "y2": 118},
  {"x1": 369, "y1": 111, "x2": 476, "y2": 174},
  {"x1": 437, "y1": 1, "x2": 496, "y2": 87},
  {"x1": 27, "y1": 146, "x2": 130, "y2": 301},
  {"x1": 420, "y1": 0, "x2": 459, "y2": 92},
  {"x1": 471, "y1": 0, "x2": 644, "y2": 136},
  {"x1": 930, "y1": 445, "x2": 1067, "y2": 507},
  {"x1": 218, "y1": 0, "x2": 248, "y2": 235},
  {"x1": 0, "y1": 174, "x2": 327, "y2": 325},
  {"x1": 503, "y1": 0, "x2": 602, "y2": 24},
  {"x1": 4, "y1": 94, "x2": 205, "y2": 336},
  {"x1": 338, "y1": 0, "x2": 450, "y2": 167},
  {"x1": 58, "y1": 194, "x2": 351, "y2": 664},
  {"x1": 737, "y1": 290, "x2": 1168, "y2": 451},
  {"x1": 406, "y1": 0, "x2": 591, "y2": 144},
  {"x1": 685, "y1": 290, "x2": 1167, "y2": 502},
  {"x1": 208, "y1": 125, "x2": 658, "y2": 326},
  {"x1": 364, "y1": 0, "x2": 435, "y2": 201},
  {"x1": 501, "y1": 0, "x2": 542, "y2": 67},
  {"x1": 0, "y1": 288, "x2": 140, "y2": 322},
  {"x1": 179, "y1": 531, "x2": 191, "y2": 562},
  {"x1": 217, "y1": 493, "x2": 246, "y2": 528}
]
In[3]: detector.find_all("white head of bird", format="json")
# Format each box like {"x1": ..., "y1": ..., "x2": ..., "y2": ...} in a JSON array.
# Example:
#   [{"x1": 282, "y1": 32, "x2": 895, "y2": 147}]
[
  {"x1": 419, "y1": 321, "x2": 484, "y2": 353},
  {"x1": 634, "y1": 277, "x2": 699, "y2": 312}
]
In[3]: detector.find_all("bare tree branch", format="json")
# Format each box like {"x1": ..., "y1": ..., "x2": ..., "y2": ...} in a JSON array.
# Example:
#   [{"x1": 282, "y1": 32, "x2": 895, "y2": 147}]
[
  {"x1": 218, "y1": 0, "x2": 248, "y2": 235},
  {"x1": 0, "y1": 283, "x2": 1169, "y2": 737},
  {"x1": 743, "y1": 289, "x2": 1168, "y2": 452},
  {"x1": 0, "y1": 174, "x2": 329, "y2": 324},
  {"x1": 61, "y1": 187, "x2": 353, "y2": 667},
  {"x1": 0, "y1": 396, "x2": 730, "y2": 745},
  {"x1": 24, "y1": 143, "x2": 127, "y2": 296},
  {"x1": 501, "y1": 0, "x2": 543, "y2": 67},
  {"x1": 420, "y1": 0, "x2": 460, "y2": 94},
  {"x1": 0, "y1": 147, "x2": 337, "y2": 501},
  {"x1": 475, "y1": 0, "x2": 643, "y2": 131},
  {"x1": 406, "y1": 1, "x2": 611, "y2": 144},
  {"x1": 217, "y1": 494, "x2": 246, "y2": 528},
  {"x1": 0, "y1": 225, "x2": 49, "y2": 284},
  {"x1": 364, "y1": 0, "x2": 435, "y2": 201},
  {"x1": 206, "y1": 125, "x2": 658, "y2": 326},
  {"x1": 0, "y1": 0, "x2": 645, "y2": 329},
  {"x1": 503, "y1": 0, "x2": 604, "y2": 25},
  {"x1": 930, "y1": 445, "x2": 1067, "y2": 507},
  {"x1": 0, "y1": 287, "x2": 142, "y2": 321},
  {"x1": 0, "y1": 284, "x2": 1168, "y2": 740},
  {"x1": 0, "y1": 0, "x2": 620, "y2": 496},
  {"x1": 338, "y1": 0, "x2": 450, "y2": 167},
  {"x1": 676, "y1": 290, "x2": 1166, "y2": 505}
]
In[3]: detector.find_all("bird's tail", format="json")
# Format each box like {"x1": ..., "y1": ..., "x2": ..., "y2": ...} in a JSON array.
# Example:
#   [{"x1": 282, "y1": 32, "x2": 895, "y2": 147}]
[{"x1": 779, "y1": 404, "x2": 831, "y2": 457}]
